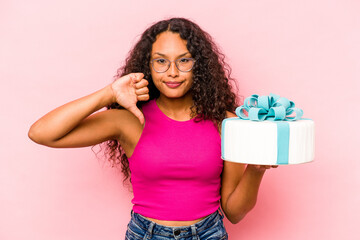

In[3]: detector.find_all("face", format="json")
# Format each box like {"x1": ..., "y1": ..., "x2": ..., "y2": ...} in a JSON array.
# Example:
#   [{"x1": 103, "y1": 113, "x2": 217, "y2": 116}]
[{"x1": 150, "y1": 31, "x2": 194, "y2": 100}]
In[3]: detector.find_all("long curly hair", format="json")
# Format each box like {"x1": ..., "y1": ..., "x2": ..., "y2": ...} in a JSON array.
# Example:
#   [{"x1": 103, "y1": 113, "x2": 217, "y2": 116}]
[{"x1": 100, "y1": 17, "x2": 238, "y2": 186}]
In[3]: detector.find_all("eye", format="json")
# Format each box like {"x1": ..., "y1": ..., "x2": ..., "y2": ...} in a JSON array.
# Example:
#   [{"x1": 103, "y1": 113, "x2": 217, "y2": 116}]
[
  {"x1": 179, "y1": 58, "x2": 189, "y2": 63},
  {"x1": 154, "y1": 58, "x2": 167, "y2": 64}
]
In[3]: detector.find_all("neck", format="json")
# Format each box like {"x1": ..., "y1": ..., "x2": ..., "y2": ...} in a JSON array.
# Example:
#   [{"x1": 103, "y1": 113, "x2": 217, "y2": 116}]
[{"x1": 156, "y1": 94, "x2": 194, "y2": 120}]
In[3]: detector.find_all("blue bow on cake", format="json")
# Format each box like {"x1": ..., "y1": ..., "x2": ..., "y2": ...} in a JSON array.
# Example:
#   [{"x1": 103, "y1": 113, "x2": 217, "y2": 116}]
[
  {"x1": 234, "y1": 94, "x2": 304, "y2": 164},
  {"x1": 235, "y1": 94, "x2": 303, "y2": 121}
]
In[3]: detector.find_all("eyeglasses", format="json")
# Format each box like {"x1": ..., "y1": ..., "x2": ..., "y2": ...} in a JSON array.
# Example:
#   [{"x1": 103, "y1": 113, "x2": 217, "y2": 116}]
[{"x1": 150, "y1": 57, "x2": 196, "y2": 73}]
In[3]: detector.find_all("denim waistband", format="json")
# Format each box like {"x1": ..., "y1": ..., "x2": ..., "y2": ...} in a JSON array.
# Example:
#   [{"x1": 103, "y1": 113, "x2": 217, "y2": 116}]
[{"x1": 130, "y1": 207, "x2": 225, "y2": 237}]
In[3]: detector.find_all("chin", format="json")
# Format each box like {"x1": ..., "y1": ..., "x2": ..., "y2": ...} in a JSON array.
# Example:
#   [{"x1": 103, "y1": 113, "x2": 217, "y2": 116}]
[{"x1": 163, "y1": 92, "x2": 189, "y2": 99}]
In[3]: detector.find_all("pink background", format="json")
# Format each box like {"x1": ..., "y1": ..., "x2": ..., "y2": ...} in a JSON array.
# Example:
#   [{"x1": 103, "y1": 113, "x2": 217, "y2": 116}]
[{"x1": 1, "y1": 0, "x2": 359, "y2": 239}]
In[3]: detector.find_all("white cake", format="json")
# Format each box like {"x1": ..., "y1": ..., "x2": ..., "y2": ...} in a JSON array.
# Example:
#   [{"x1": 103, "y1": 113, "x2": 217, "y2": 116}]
[{"x1": 221, "y1": 118, "x2": 315, "y2": 165}]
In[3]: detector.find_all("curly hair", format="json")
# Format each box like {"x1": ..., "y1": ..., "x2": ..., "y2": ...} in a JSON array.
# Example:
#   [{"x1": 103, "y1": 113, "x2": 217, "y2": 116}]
[{"x1": 100, "y1": 17, "x2": 238, "y2": 186}]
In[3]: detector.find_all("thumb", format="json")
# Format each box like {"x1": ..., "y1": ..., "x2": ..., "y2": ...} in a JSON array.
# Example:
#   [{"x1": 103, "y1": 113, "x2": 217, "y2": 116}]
[{"x1": 127, "y1": 104, "x2": 145, "y2": 125}]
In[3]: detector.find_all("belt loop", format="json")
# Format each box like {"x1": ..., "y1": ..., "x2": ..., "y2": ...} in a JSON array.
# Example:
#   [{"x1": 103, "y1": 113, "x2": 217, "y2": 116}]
[
  {"x1": 191, "y1": 225, "x2": 198, "y2": 240},
  {"x1": 143, "y1": 221, "x2": 155, "y2": 239}
]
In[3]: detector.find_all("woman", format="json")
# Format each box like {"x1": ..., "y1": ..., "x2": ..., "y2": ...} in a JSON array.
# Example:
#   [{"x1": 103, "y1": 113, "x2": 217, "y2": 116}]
[{"x1": 29, "y1": 17, "x2": 276, "y2": 240}]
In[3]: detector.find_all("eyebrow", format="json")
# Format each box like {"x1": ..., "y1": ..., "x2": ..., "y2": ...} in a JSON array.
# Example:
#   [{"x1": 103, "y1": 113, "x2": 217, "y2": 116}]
[{"x1": 153, "y1": 52, "x2": 190, "y2": 58}]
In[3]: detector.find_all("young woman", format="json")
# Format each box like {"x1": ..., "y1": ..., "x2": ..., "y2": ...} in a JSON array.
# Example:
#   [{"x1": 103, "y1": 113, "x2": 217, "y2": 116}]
[{"x1": 29, "y1": 17, "x2": 276, "y2": 240}]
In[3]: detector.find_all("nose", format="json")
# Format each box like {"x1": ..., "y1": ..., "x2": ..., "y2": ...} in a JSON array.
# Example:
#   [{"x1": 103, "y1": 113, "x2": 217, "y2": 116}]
[{"x1": 167, "y1": 61, "x2": 179, "y2": 77}]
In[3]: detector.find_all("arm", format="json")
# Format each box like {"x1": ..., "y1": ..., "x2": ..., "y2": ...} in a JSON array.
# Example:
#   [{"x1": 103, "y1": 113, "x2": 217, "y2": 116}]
[
  {"x1": 220, "y1": 112, "x2": 277, "y2": 224},
  {"x1": 28, "y1": 73, "x2": 149, "y2": 148},
  {"x1": 220, "y1": 162, "x2": 266, "y2": 224}
]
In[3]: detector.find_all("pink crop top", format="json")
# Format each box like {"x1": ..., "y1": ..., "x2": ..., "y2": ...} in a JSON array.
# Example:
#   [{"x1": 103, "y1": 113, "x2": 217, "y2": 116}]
[{"x1": 128, "y1": 99, "x2": 223, "y2": 221}]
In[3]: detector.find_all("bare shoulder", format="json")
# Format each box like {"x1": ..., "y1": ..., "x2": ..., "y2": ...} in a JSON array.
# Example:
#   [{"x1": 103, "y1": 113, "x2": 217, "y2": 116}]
[
  {"x1": 102, "y1": 108, "x2": 144, "y2": 157},
  {"x1": 103, "y1": 108, "x2": 142, "y2": 126},
  {"x1": 88, "y1": 108, "x2": 141, "y2": 127},
  {"x1": 226, "y1": 111, "x2": 237, "y2": 118},
  {"x1": 98, "y1": 108, "x2": 143, "y2": 139}
]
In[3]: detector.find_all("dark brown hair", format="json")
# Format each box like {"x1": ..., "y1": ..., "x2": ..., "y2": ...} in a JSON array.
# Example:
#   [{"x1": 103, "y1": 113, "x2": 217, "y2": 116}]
[{"x1": 100, "y1": 17, "x2": 238, "y2": 186}]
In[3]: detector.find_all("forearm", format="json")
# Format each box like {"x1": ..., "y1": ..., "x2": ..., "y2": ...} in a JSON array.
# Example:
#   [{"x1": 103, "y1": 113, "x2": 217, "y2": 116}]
[
  {"x1": 28, "y1": 85, "x2": 114, "y2": 144},
  {"x1": 224, "y1": 165, "x2": 266, "y2": 224}
]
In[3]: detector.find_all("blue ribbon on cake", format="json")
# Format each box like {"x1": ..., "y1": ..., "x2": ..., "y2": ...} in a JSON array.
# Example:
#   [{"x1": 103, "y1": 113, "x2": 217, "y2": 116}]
[{"x1": 235, "y1": 94, "x2": 303, "y2": 164}]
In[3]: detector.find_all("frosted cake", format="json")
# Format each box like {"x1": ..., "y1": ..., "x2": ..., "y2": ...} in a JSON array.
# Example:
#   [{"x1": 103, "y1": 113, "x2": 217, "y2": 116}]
[{"x1": 221, "y1": 94, "x2": 315, "y2": 165}]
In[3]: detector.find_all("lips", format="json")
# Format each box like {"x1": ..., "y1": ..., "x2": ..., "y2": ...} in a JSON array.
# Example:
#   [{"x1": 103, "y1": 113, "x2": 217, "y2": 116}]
[{"x1": 164, "y1": 81, "x2": 183, "y2": 88}]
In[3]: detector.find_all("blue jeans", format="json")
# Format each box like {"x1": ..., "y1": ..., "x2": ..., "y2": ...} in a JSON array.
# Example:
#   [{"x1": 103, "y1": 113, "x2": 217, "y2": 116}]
[{"x1": 125, "y1": 207, "x2": 228, "y2": 240}]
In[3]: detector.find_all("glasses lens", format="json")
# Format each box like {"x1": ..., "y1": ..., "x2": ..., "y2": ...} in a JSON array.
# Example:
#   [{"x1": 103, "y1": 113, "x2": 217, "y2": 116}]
[
  {"x1": 177, "y1": 58, "x2": 195, "y2": 72},
  {"x1": 153, "y1": 58, "x2": 170, "y2": 72}
]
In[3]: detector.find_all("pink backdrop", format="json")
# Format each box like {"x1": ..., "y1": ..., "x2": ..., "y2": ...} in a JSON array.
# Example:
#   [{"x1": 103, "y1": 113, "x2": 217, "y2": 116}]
[{"x1": 1, "y1": 0, "x2": 359, "y2": 239}]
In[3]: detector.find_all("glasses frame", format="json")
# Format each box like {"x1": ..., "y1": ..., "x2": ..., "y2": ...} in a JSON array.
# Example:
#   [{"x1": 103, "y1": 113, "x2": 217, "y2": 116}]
[{"x1": 150, "y1": 57, "x2": 196, "y2": 73}]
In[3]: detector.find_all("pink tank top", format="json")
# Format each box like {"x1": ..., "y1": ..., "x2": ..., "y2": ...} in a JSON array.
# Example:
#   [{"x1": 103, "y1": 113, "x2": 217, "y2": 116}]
[{"x1": 128, "y1": 99, "x2": 223, "y2": 220}]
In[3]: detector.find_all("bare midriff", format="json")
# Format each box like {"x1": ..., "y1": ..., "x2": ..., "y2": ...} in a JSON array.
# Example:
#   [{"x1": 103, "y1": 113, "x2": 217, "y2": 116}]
[{"x1": 144, "y1": 214, "x2": 209, "y2": 227}]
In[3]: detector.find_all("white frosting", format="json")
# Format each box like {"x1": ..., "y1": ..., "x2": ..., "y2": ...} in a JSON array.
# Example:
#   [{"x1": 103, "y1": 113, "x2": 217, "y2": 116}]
[{"x1": 221, "y1": 118, "x2": 315, "y2": 165}]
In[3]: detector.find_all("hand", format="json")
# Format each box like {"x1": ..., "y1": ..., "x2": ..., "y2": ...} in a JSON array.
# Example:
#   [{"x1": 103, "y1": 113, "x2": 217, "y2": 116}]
[
  {"x1": 247, "y1": 164, "x2": 279, "y2": 173},
  {"x1": 111, "y1": 73, "x2": 149, "y2": 124}
]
